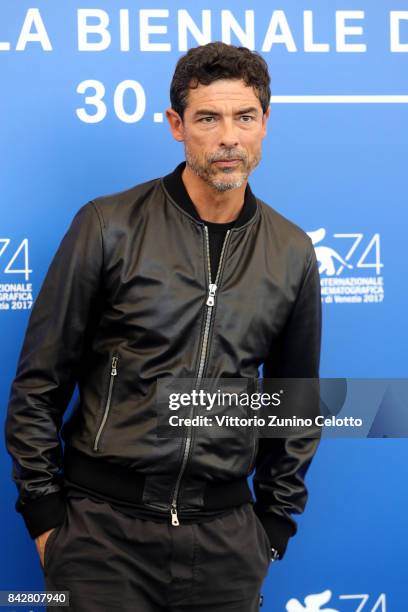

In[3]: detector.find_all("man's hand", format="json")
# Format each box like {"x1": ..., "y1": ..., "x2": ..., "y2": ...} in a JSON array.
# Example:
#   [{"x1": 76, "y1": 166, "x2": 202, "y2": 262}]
[{"x1": 35, "y1": 528, "x2": 56, "y2": 569}]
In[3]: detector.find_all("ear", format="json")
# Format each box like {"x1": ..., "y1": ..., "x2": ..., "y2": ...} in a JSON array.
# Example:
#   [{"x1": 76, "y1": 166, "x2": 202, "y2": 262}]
[
  {"x1": 165, "y1": 107, "x2": 185, "y2": 142},
  {"x1": 261, "y1": 106, "x2": 271, "y2": 138}
]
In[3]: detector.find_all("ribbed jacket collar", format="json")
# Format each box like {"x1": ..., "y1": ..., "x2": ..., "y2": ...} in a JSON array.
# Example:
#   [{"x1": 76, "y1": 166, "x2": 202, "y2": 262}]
[{"x1": 162, "y1": 161, "x2": 257, "y2": 228}]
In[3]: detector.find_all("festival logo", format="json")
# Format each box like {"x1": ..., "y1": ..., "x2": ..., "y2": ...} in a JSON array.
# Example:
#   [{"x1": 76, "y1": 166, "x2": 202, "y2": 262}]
[
  {"x1": 286, "y1": 589, "x2": 386, "y2": 611},
  {"x1": 307, "y1": 228, "x2": 384, "y2": 304},
  {"x1": 0, "y1": 238, "x2": 33, "y2": 312}
]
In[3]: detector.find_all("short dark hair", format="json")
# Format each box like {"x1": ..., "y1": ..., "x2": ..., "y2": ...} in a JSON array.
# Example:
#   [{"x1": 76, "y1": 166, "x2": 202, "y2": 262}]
[{"x1": 170, "y1": 42, "x2": 271, "y2": 119}]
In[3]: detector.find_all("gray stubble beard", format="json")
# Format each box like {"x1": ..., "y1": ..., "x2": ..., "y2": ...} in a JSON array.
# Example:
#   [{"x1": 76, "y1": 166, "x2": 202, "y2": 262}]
[{"x1": 184, "y1": 146, "x2": 262, "y2": 193}]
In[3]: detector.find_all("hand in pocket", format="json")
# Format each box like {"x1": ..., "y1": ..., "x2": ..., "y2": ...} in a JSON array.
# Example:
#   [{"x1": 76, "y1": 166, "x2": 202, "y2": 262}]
[{"x1": 35, "y1": 527, "x2": 57, "y2": 569}]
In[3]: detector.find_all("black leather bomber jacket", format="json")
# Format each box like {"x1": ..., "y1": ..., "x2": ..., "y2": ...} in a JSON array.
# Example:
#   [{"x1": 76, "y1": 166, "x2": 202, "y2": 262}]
[{"x1": 5, "y1": 162, "x2": 322, "y2": 559}]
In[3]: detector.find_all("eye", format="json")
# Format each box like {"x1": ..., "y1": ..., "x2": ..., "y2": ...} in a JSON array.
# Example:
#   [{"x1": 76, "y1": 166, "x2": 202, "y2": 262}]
[
  {"x1": 199, "y1": 116, "x2": 216, "y2": 123},
  {"x1": 240, "y1": 115, "x2": 254, "y2": 122}
]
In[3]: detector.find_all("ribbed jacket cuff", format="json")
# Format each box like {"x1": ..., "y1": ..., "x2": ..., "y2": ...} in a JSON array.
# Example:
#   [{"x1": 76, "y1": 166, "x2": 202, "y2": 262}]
[
  {"x1": 254, "y1": 510, "x2": 296, "y2": 559},
  {"x1": 16, "y1": 491, "x2": 67, "y2": 539}
]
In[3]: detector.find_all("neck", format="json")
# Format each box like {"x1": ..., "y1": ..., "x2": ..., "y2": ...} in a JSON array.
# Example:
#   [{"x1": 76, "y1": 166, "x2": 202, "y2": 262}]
[{"x1": 181, "y1": 164, "x2": 247, "y2": 223}]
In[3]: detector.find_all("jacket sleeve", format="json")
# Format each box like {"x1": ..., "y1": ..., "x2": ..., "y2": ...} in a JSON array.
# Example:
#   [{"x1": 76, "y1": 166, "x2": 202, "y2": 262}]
[
  {"x1": 253, "y1": 239, "x2": 322, "y2": 559},
  {"x1": 4, "y1": 201, "x2": 104, "y2": 539}
]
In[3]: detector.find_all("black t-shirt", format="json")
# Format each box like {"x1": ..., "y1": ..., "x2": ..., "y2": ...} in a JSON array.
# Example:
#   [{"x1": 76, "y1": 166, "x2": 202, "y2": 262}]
[{"x1": 205, "y1": 218, "x2": 236, "y2": 281}]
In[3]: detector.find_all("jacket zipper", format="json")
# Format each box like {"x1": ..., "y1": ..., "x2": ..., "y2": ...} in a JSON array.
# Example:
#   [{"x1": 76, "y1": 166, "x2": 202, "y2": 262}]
[
  {"x1": 93, "y1": 355, "x2": 119, "y2": 452},
  {"x1": 170, "y1": 226, "x2": 232, "y2": 526}
]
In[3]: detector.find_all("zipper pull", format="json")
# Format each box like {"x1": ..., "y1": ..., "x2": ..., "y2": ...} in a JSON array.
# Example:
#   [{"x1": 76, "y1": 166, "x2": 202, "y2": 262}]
[
  {"x1": 170, "y1": 504, "x2": 180, "y2": 526},
  {"x1": 111, "y1": 356, "x2": 118, "y2": 376},
  {"x1": 206, "y1": 283, "x2": 217, "y2": 307}
]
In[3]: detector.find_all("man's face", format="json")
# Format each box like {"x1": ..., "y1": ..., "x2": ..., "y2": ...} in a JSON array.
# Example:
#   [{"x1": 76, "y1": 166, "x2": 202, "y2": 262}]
[{"x1": 167, "y1": 79, "x2": 270, "y2": 192}]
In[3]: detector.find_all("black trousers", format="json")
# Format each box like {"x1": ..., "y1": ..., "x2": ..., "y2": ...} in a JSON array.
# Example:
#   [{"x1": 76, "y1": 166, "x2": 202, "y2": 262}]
[{"x1": 43, "y1": 496, "x2": 271, "y2": 611}]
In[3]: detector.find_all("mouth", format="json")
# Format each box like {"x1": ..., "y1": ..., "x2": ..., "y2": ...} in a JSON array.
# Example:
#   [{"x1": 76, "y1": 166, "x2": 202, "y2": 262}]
[{"x1": 212, "y1": 159, "x2": 242, "y2": 167}]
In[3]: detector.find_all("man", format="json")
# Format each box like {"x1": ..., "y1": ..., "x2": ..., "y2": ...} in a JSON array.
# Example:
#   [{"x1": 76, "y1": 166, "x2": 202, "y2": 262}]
[{"x1": 5, "y1": 42, "x2": 322, "y2": 611}]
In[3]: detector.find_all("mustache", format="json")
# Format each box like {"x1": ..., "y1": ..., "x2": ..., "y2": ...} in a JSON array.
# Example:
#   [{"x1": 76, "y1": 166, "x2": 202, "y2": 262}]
[{"x1": 208, "y1": 152, "x2": 246, "y2": 162}]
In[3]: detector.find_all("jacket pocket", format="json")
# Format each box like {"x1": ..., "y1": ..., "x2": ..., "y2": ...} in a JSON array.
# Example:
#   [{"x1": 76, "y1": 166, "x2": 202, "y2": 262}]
[{"x1": 93, "y1": 354, "x2": 119, "y2": 452}]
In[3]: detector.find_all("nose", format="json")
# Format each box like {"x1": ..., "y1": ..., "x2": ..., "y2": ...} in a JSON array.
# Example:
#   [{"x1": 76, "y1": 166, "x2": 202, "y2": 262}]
[{"x1": 218, "y1": 118, "x2": 240, "y2": 148}]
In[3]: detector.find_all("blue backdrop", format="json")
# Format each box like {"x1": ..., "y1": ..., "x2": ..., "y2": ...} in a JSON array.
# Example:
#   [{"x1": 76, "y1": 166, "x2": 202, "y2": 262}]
[{"x1": 1, "y1": 1, "x2": 407, "y2": 610}]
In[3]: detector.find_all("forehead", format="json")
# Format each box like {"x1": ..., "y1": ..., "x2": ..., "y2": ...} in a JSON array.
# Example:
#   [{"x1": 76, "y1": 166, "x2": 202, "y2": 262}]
[{"x1": 185, "y1": 79, "x2": 262, "y2": 111}]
